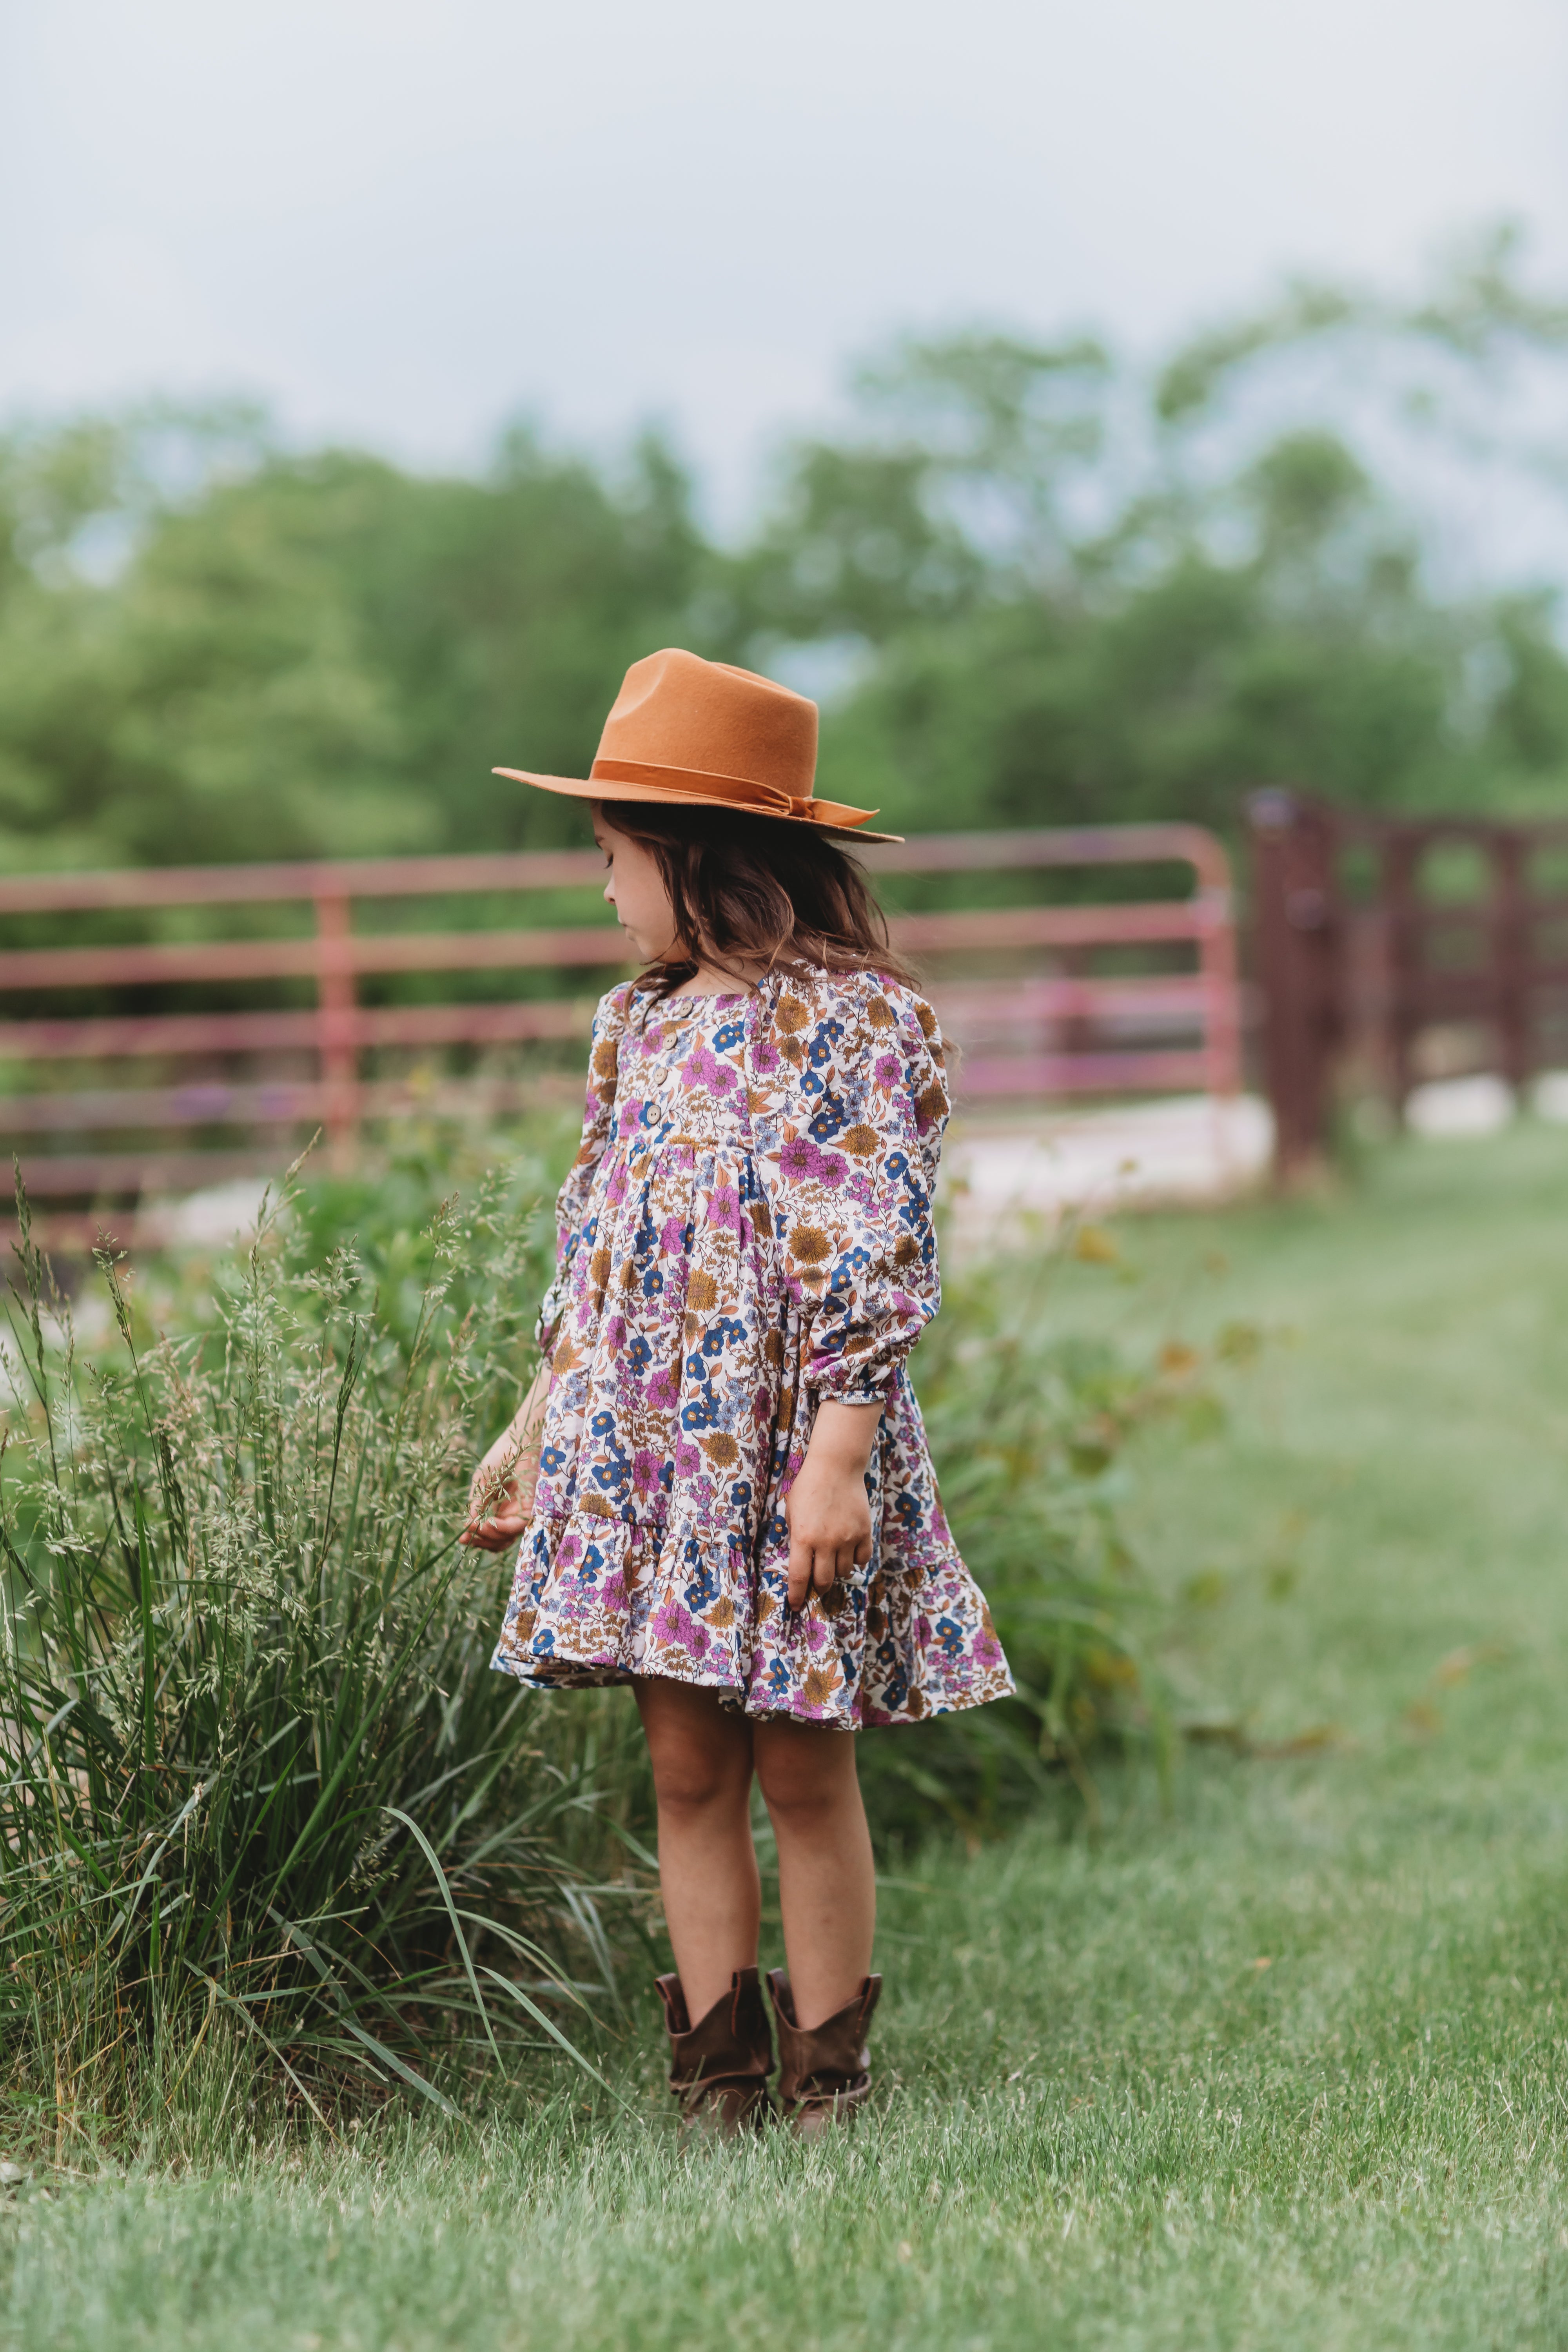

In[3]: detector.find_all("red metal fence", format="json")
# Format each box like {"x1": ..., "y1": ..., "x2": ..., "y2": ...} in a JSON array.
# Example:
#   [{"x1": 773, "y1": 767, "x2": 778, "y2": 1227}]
[{"x1": 0, "y1": 824, "x2": 1240, "y2": 1233}]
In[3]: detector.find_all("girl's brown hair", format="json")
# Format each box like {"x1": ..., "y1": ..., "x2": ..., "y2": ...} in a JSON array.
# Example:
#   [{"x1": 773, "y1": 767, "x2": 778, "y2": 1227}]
[{"x1": 596, "y1": 800, "x2": 915, "y2": 1000}]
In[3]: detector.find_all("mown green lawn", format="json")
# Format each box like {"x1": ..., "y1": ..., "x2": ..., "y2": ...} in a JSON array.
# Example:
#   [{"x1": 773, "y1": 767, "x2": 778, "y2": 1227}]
[{"x1": 7, "y1": 1121, "x2": 1568, "y2": 2351}]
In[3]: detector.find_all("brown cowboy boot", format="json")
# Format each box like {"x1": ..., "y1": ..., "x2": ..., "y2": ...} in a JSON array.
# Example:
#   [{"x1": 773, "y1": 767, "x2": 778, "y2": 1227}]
[
  {"x1": 655, "y1": 1967, "x2": 775, "y2": 2136},
  {"x1": 766, "y1": 1970, "x2": 881, "y2": 2136}
]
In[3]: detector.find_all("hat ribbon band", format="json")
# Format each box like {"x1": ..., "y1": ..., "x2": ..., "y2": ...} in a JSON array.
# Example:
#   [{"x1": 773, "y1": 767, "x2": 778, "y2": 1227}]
[{"x1": 590, "y1": 755, "x2": 875, "y2": 831}]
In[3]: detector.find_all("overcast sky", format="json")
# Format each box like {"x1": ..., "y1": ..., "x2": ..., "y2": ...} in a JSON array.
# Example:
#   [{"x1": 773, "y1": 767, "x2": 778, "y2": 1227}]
[{"x1": 4, "y1": 0, "x2": 1567, "y2": 526}]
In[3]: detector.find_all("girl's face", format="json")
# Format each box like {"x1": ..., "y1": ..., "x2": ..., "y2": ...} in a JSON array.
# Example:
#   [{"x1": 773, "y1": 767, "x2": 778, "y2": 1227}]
[{"x1": 592, "y1": 808, "x2": 680, "y2": 964}]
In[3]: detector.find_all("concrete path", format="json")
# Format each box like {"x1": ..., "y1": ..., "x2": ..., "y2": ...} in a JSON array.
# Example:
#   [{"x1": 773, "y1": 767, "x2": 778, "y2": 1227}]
[{"x1": 940, "y1": 1092, "x2": 1274, "y2": 1250}]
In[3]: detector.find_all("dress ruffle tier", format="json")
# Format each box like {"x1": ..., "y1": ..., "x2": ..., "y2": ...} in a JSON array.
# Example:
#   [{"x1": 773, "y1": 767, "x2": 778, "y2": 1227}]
[{"x1": 490, "y1": 967, "x2": 1013, "y2": 1728}]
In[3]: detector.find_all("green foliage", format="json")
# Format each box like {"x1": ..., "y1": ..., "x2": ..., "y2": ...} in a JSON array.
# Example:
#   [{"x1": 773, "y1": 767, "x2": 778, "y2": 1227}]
[
  {"x1": 0, "y1": 1158, "x2": 648, "y2": 2141},
  {"x1": 0, "y1": 417, "x2": 713, "y2": 869},
  {"x1": 4, "y1": 234, "x2": 1568, "y2": 871},
  {"x1": 775, "y1": 233, "x2": 1568, "y2": 832},
  {"x1": 864, "y1": 1247, "x2": 1234, "y2": 1841}
]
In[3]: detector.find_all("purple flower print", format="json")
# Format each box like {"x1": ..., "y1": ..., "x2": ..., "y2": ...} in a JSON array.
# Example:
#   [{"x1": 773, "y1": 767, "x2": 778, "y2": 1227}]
[
  {"x1": 606, "y1": 1314, "x2": 628, "y2": 1354},
  {"x1": 874, "y1": 1053, "x2": 902, "y2": 1087},
  {"x1": 648, "y1": 1368, "x2": 679, "y2": 1409},
  {"x1": 660, "y1": 1217, "x2": 686, "y2": 1254},
  {"x1": 778, "y1": 1136, "x2": 824, "y2": 1181},
  {"x1": 682, "y1": 1044, "x2": 734, "y2": 1093},
  {"x1": 632, "y1": 1449, "x2": 662, "y2": 1498},
  {"x1": 776, "y1": 1134, "x2": 844, "y2": 1189},
  {"x1": 707, "y1": 1184, "x2": 742, "y2": 1232},
  {"x1": 652, "y1": 1595, "x2": 708, "y2": 1654},
  {"x1": 752, "y1": 1038, "x2": 781, "y2": 1073},
  {"x1": 675, "y1": 1440, "x2": 701, "y2": 1479}
]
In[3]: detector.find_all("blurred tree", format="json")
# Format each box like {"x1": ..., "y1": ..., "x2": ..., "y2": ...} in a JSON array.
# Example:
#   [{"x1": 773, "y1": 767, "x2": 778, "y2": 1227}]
[
  {"x1": 758, "y1": 231, "x2": 1568, "y2": 836},
  {"x1": 2, "y1": 230, "x2": 1567, "y2": 871},
  {"x1": 0, "y1": 413, "x2": 713, "y2": 867}
]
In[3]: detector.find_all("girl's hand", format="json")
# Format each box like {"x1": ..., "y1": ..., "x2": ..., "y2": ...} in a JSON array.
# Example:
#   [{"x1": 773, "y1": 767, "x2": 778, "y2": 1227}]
[
  {"x1": 784, "y1": 1399, "x2": 883, "y2": 1609},
  {"x1": 461, "y1": 1428, "x2": 539, "y2": 1551},
  {"x1": 461, "y1": 1369, "x2": 551, "y2": 1552}
]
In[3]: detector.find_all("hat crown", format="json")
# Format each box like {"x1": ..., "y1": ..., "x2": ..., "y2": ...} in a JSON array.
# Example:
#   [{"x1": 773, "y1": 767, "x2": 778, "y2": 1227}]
[{"x1": 595, "y1": 649, "x2": 818, "y2": 794}]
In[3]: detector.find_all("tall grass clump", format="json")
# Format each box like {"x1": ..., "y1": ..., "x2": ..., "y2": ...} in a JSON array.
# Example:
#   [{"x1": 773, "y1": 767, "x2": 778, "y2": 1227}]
[{"x1": 0, "y1": 1158, "x2": 646, "y2": 2155}]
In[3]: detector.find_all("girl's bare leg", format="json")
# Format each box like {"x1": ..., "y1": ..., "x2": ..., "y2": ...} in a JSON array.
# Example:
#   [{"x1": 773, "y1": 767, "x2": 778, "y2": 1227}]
[
  {"x1": 635, "y1": 1679, "x2": 760, "y2": 2021},
  {"x1": 753, "y1": 1719, "x2": 875, "y2": 2030}
]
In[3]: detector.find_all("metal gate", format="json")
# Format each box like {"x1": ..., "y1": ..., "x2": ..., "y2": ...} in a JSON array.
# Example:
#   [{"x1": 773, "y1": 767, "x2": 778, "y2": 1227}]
[{"x1": 0, "y1": 824, "x2": 1241, "y2": 1240}]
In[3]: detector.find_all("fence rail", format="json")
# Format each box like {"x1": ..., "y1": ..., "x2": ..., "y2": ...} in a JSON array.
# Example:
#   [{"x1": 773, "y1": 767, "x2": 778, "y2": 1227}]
[{"x1": 0, "y1": 823, "x2": 1240, "y2": 1232}]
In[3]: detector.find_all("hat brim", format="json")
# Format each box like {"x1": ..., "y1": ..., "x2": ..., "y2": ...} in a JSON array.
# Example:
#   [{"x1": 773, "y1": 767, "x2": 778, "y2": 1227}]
[{"x1": 492, "y1": 768, "x2": 903, "y2": 846}]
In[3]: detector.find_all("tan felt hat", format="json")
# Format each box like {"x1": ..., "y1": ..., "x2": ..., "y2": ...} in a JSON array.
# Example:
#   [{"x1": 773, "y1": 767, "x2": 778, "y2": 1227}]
[{"x1": 494, "y1": 646, "x2": 900, "y2": 844}]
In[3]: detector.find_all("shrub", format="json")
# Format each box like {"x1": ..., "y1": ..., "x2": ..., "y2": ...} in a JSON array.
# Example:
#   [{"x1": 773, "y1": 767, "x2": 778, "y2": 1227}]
[
  {"x1": 0, "y1": 1158, "x2": 646, "y2": 2153},
  {"x1": 862, "y1": 1243, "x2": 1235, "y2": 1844}
]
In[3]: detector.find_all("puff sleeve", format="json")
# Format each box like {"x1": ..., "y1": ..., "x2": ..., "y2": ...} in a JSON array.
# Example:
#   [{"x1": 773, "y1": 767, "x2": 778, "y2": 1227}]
[
  {"x1": 535, "y1": 984, "x2": 629, "y2": 1353},
  {"x1": 755, "y1": 971, "x2": 950, "y2": 1403}
]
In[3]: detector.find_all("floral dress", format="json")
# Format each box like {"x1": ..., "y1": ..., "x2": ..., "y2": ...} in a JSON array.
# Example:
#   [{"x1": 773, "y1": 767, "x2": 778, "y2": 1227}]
[{"x1": 490, "y1": 965, "x2": 1013, "y2": 1728}]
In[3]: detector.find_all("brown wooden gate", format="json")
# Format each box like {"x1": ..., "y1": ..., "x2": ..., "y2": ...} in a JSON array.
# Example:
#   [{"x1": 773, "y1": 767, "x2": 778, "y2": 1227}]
[{"x1": 1249, "y1": 790, "x2": 1567, "y2": 1179}]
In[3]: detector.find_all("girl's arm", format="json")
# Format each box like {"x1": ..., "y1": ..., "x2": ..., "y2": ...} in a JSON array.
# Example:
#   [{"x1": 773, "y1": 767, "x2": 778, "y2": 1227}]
[
  {"x1": 534, "y1": 985, "x2": 630, "y2": 1356},
  {"x1": 764, "y1": 971, "x2": 949, "y2": 1405},
  {"x1": 759, "y1": 971, "x2": 953, "y2": 1605},
  {"x1": 461, "y1": 1363, "x2": 552, "y2": 1552}
]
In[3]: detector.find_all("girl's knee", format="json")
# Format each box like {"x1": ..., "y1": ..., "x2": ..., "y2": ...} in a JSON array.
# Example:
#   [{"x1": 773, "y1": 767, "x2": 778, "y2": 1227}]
[
  {"x1": 754, "y1": 1728, "x2": 857, "y2": 1825},
  {"x1": 638, "y1": 1686, "x2": 752, "y2": 1818},
  {"x1": 651, "y1": 1746, "x2": 748, "y2": 1820}
]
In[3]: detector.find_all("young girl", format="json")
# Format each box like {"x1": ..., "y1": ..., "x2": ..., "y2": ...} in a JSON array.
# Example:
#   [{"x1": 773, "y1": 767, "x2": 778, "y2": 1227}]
[{"x1": 463, "y1": 648, "x2": 1012, "y2": 2132}]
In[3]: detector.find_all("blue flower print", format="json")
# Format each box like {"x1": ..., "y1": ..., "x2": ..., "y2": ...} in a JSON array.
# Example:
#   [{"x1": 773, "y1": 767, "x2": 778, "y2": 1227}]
[
  {"x1": 808, "y1": 1090, "x2": 848, "y2": 1141},
  {"x1": 683, "y1": 1547, "x2": 721, "y2": 1611}
]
